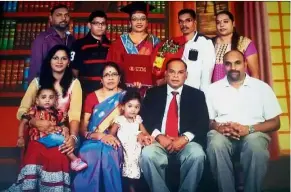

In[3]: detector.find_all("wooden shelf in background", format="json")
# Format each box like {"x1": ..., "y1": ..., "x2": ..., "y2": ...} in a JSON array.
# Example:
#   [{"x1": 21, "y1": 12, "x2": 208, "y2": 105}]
[
  {"x1": 0, "y1": 50, "x2": 31, "y2": 56},
  {"x1": 3, "y1": 12, "x2": 165, "y2": 19},
  {"x1": 0, "y1": 92, "x2": 25, "y2": 98}
]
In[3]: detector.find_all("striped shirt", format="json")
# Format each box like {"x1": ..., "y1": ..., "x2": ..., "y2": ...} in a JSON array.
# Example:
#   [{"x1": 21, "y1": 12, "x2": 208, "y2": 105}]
[{"x1": 71, "y1": 33, "x2": 110, "y2": 94}]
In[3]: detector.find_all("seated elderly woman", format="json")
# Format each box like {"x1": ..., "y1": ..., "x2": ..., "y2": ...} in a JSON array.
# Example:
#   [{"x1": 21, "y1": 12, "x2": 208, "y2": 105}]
[{"x1": 73, "y1": 62, "x2": 126, "y2": 192}]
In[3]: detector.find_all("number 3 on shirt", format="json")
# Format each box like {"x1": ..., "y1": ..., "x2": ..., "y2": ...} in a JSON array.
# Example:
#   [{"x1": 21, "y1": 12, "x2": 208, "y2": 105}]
[{"x1": 70, "y1": 51, "x2": 76, "y2": 61}]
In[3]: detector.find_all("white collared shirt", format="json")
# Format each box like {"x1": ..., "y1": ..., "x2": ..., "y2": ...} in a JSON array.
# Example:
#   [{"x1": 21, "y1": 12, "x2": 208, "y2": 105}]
[
  {"x1": 206, "y1": 74, "x2": 282, "y2": 125},
  {"x1": 182, "y1": 32, "x2": 215, "y2": 92},
  {"x1": 151, "y1": 85, "x2": 195, "y2": 141}
]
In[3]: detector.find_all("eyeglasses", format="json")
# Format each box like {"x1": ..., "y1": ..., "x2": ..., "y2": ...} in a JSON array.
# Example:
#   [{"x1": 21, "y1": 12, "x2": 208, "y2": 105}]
[
  {"x1": 178, "y1": 18, "x2": 194, "y2": 25},
  {"x1": 103, "y1": 72, "x2": 119, "y2": 78},
  {"x1": 131, "y1": 17, "x2": 147, "y2": 22},
  {"x1": 91, "y1": 22, "x2": 106, "y2": 27}
]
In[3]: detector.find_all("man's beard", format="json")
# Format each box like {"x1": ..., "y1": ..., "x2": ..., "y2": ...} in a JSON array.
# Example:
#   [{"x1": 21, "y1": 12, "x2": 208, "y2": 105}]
[
  {"x1": 53, "y1": 22, "x2": 68, "y2": 31},
  {"x1": 227, "y1": 70, "x2": 240, "y2": 82}
]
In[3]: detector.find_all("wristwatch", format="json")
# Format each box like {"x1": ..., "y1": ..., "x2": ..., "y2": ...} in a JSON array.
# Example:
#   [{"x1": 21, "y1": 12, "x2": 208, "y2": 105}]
[{"x1": 248, "y1": 125, "x2": 255, "y2": 134}]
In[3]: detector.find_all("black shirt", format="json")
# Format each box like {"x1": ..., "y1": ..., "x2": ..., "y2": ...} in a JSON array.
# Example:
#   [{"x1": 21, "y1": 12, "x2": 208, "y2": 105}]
[{"x1": 71, "y1": 33, "x2": 110, "y2": 94}]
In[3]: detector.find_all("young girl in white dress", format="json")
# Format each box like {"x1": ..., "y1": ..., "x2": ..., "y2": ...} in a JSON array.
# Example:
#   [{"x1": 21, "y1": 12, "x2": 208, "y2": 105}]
[{"x1": 109, "y1": 90, "x2": 154, "y2": 192}]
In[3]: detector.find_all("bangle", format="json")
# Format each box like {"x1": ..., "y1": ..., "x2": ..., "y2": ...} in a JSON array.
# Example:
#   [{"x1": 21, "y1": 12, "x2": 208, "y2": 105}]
[
  {"x1": 85, "y1": 132, "x2": 89, "y2": 139},
  {"x1": 85, "y1": 132, "x2": 93, "y2": 140},
  {"x1": 70, "y1": 135, "x2": 78, "y2": 143},
  {"x1": 28, "y1": 119, "x2": 32, "y2": 127}
]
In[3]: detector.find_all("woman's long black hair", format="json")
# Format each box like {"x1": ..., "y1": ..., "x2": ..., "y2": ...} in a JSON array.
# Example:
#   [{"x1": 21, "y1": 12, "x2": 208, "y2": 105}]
[
  {"x1": 39, "y1": 44, "x2": 74, "y2": 97},
  {"x1": 213, "y1": 10, "x2": 240, "y2": 50}
]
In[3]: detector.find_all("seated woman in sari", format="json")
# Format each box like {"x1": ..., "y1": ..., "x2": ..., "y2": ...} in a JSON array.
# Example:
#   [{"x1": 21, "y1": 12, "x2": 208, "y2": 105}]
[
  {"x1": 212, "y1": 10, "x2": 260, "y2": 82},
  {"x1": 73, "y1": 62, "x2": 125, "y2": 192},
  {"x1": 7, "y1": 45, "x2": 82, "y2": 191},
  {"x1": 107, "y1": 2, "x2": 160, "y2": 89}
]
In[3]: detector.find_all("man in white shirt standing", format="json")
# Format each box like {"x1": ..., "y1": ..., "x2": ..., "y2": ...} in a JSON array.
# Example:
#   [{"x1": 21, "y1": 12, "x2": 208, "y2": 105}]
[
  {"x1": 206, "y1": 50, "x2": 282, "y2": 192},
  {"x1": 179, "y1": 9, "x2": 215, "y2": 92}
]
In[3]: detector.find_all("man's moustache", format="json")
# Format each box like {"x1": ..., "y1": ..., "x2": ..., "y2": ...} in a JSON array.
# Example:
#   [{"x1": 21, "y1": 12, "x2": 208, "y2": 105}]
[{"x1": 229, "y1": 70, "x2": 240, "y2": 74}]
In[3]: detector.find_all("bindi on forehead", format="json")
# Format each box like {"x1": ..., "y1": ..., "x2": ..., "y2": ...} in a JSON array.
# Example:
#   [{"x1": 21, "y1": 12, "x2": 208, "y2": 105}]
[
  {"x1": 106, "y1": 70, "x2": 115, "y2": 74},
  {"x1": 104, "y1": 67, "x2": 117, "y2": 74}
]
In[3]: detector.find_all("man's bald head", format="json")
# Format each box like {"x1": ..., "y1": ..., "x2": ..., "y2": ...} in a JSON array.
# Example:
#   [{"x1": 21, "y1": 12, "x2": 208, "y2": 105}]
[
  {"x1": 223, "y1": 50, "x2": 247, "y2": 83},
  {"x1": 223, "y1": 50, "x2": 244, "y2": 63}
]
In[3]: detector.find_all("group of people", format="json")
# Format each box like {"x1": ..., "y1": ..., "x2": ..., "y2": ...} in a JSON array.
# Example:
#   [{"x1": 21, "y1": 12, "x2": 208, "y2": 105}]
[{"x1": 5, "y1": 2, "x2": 281, "y2": 192}]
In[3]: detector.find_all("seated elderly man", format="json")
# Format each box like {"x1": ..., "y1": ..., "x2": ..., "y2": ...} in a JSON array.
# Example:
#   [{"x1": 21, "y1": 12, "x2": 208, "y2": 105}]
[
  {"x1": 206, "y1": 50, "x2": 282, "y2": 192},
  {"x1": 140, "y1": 58, "x2": 209, "y2": 192}
]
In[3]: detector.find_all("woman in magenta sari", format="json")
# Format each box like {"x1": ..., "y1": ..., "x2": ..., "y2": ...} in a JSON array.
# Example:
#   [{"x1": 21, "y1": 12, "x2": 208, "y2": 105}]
[
  {"x1": 73, "y1": 62, "x2": 125, "y2": 192},
  {"x1": 212, "y1": 10, "x2": 259, "y2": 82},
  {"x1": 107, "y1": 2, "x2": 160, "y2": 88}
]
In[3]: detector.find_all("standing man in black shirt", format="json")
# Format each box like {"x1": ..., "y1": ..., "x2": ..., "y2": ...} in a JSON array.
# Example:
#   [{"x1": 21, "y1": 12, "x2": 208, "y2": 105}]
[{"x1": 70, "y1": 10, "x2": 111, "y2": 95}]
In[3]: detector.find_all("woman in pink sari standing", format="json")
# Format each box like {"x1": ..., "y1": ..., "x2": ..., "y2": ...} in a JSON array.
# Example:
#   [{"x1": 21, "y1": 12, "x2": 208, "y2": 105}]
[{"x1": 212, "y1": 10, "x2": 260, "y2": 82}]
